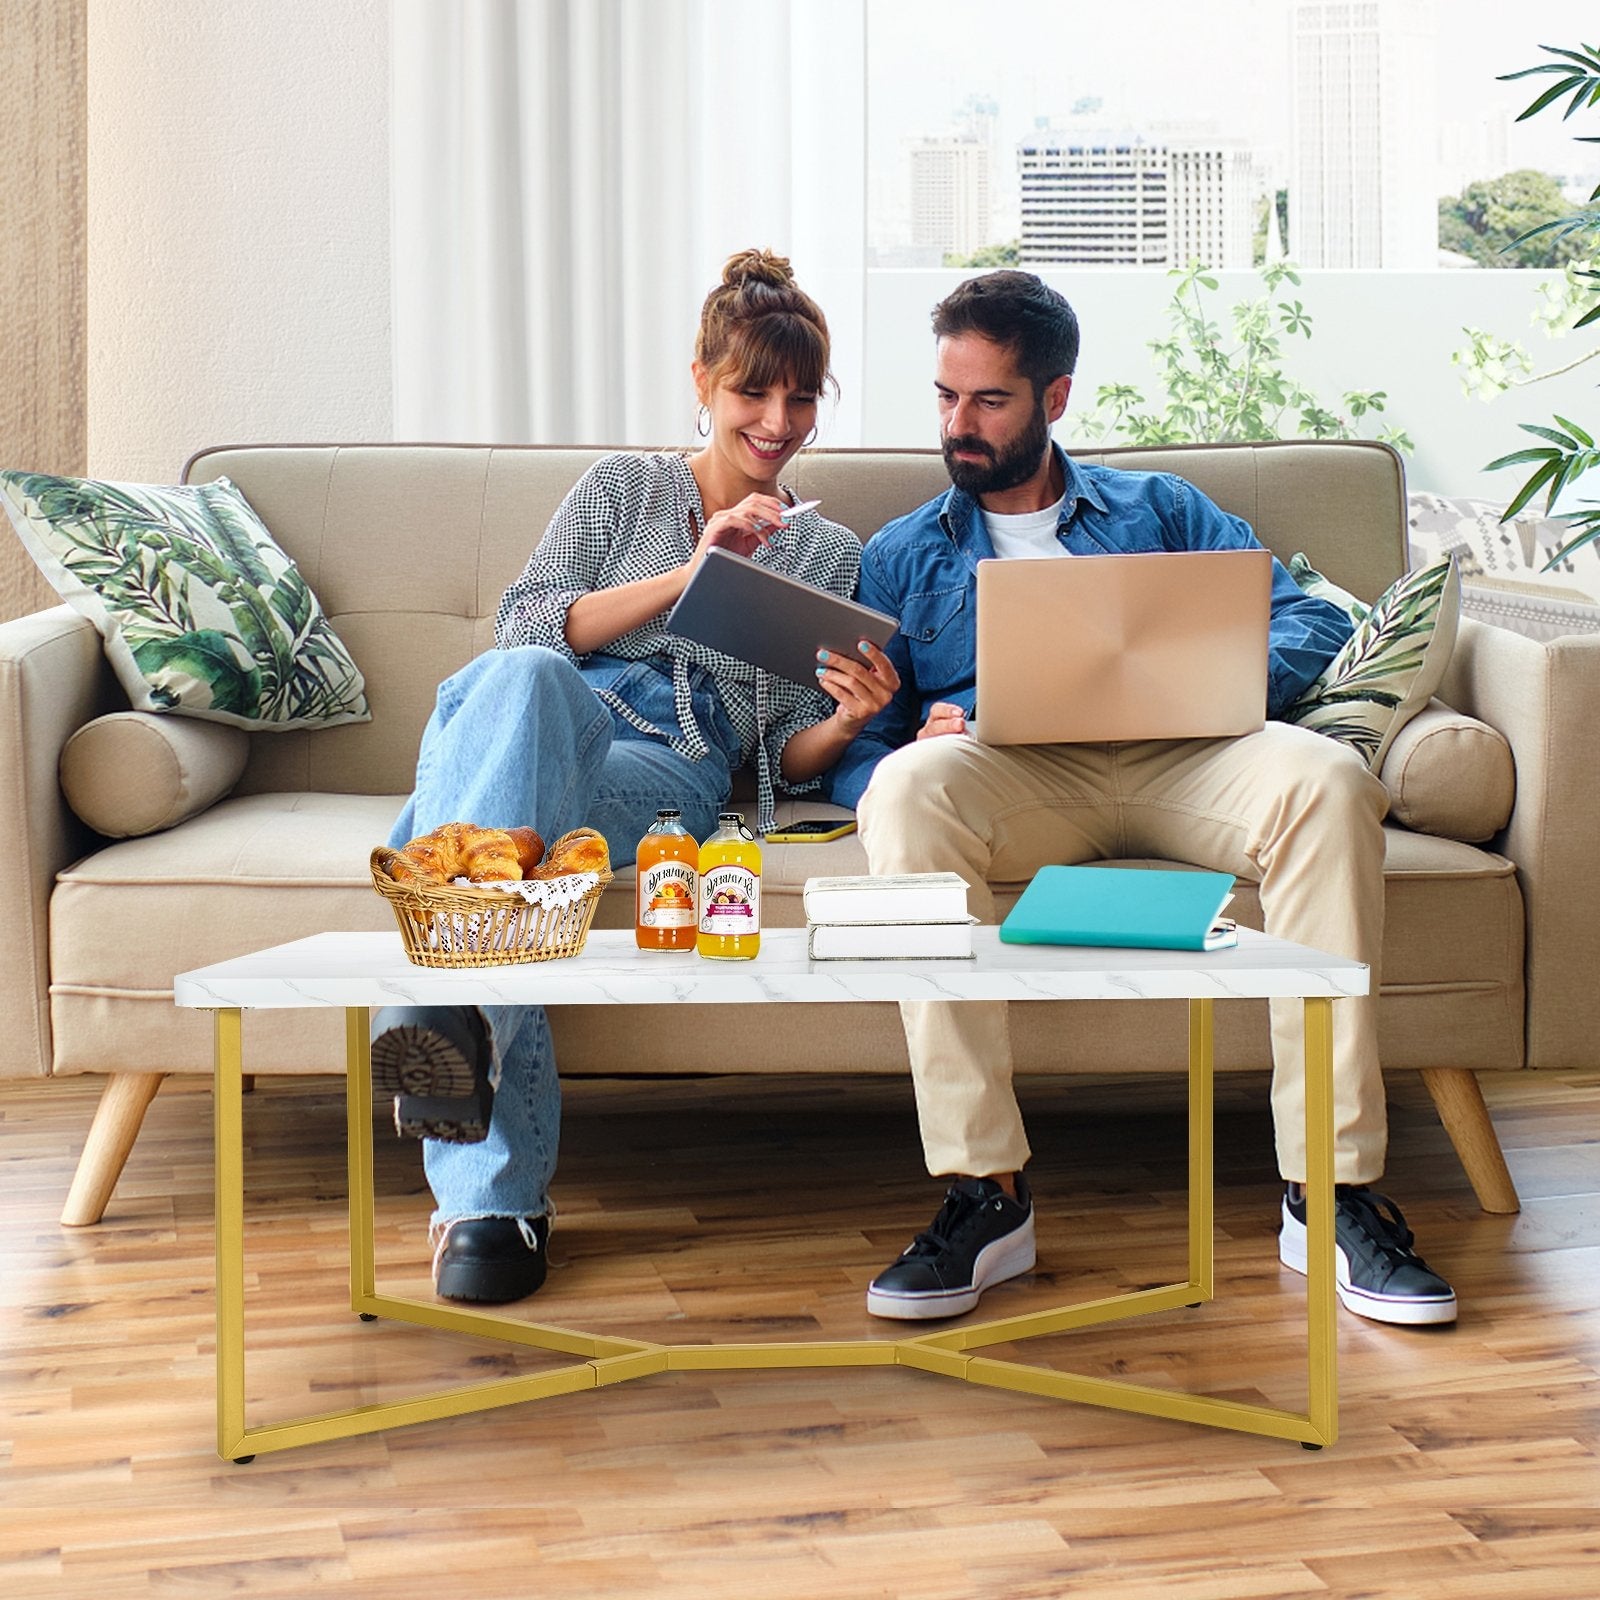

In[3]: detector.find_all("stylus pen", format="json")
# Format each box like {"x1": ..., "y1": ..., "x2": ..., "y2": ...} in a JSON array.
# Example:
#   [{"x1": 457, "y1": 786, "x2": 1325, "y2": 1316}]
[{"x1": 756, "y1": 498, "x2": 821, "y2": 553}]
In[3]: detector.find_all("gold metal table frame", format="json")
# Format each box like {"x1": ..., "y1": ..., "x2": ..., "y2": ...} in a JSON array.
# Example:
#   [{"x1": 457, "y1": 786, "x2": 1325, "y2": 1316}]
[{"x1": 212, "y1": 996, "x2": 1338, "y2": 1462}]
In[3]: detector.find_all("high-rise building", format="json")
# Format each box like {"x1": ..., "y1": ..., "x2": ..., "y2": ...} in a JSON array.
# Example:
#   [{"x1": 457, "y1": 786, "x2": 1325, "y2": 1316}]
[
  {"x1": 1290, "y1": 0, "x2": 1438, "y2": 268},
  {"x1": 909, "y1": 136, "x2": 992, "y2": 260},
  {"x1": 1018, "y1": 133, "x2": 1170, "y2": 265},
  {"x1": 1018, "y1": 132, "x2": 1259, "y2": 268},
  {"x1": 1169, "y1": 145, "x2": 1260, "y2": 270}
]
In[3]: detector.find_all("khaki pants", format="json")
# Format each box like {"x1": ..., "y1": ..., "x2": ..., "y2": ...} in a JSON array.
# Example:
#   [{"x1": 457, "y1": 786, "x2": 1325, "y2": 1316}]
[{"x1": 855, "y1": 723, "x2": 1390, "y2": 1186}]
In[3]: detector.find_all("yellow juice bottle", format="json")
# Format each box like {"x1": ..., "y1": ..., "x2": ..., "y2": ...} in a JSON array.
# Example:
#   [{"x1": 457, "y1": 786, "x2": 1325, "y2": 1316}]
[{"x1": 696, "y1": 811, "x2": 761, "y2": 960}]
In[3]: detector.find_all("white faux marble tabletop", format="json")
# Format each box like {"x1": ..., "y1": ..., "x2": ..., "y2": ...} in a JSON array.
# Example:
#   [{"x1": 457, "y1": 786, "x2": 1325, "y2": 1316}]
[{"x1": 173, "y1": 927, "x2": 1368, "y2": 1011}]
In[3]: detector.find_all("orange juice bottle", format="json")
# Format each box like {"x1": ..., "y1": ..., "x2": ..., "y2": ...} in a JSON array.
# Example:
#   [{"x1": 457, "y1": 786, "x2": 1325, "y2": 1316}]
[
  {"x1": 636, "y1": 809, "x2": 698, "y2": 952},
  {"x1": 696, "y1": 811, "x2": 761, "y2": 960}
]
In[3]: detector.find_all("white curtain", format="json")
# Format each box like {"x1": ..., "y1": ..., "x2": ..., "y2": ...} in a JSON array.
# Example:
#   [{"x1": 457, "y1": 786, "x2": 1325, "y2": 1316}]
[{"x1": 391, "y1": 0, "x2": 866, "y2": 447}]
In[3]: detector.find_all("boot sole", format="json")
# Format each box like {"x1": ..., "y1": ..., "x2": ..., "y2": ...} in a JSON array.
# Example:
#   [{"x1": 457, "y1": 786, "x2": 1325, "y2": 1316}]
[
  {"x1": 434, "y1": 1251, "x2": 548, "y2": 1303},
  {"x1": 371, "y1": 1019, "x2": 492, "y2": 1144}
]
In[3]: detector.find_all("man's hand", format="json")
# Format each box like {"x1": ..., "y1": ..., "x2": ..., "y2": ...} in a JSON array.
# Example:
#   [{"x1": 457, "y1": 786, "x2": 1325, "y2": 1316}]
[
  {"x1": 816, "y1": 640, "x2": 901, "y2": 737},
  {"x1": 917, "y1": 702, "x2": 969, "y2": 740}
]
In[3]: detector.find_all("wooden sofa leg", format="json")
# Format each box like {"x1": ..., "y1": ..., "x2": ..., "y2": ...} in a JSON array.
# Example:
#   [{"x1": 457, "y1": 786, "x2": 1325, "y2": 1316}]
[
  {"x1": 60, "y1": 1072, "x2": 168, "y2": 1227},
  {"x1": 1419, "y1": 1067, "x2": 1520, "y2": 1215}
]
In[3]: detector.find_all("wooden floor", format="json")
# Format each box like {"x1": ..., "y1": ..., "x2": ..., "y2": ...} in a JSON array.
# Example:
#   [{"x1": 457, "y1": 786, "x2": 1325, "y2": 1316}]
[{"x1": 2, "y1": 1066, "x2": 1598, "y2": 1598}]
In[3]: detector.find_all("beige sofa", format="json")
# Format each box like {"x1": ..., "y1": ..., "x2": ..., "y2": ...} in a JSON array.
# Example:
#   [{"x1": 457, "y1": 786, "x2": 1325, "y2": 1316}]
[{"x1": 6, "y1": 440, "x2": 1597, "y2": 1228}]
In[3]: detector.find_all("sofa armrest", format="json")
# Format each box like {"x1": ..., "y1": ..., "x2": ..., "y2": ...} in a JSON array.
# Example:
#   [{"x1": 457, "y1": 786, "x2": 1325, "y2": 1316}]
[
  {"x1": 0, "y1": 606, "x2": 119, "y2": 1078},
  {"x1": 1438, "y1": 616, "x2": 1600, "y2": 1069}
]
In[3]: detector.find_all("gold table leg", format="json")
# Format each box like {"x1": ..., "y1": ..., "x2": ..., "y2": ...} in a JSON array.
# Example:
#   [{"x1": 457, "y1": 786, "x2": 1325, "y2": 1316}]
[
  {"x1": 214, "y1": 996, "x2": 1340, "y2": 1459},
  {"x1": 214, "y1": 1009, "x2": 246, "y2": 1462},
  {"x1": 897, "y1": 996, "x2": 1337, "y2": 1448},
  {"x1": 1303, "y1": 995, "x2": 1339, "y2": 1446}
]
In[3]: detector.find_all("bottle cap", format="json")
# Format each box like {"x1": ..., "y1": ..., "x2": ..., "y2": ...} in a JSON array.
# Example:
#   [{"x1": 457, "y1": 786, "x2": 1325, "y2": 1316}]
[
  {"x1": 656, "y1": 808, "x2": 681, "y2": 818},
  {"x1": 717, "y1": 811, "x2": 744, "y2": 823}
]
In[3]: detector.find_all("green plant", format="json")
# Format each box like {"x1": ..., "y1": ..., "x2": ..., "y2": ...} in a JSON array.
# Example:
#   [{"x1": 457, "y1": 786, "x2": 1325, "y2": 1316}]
[
  {"x1": 1439, "y1": 169, "x2": 1591, "y2": 268},
  {"x1": 943, "y1": 238, "x2": 1020, "y2": 268},
  {"x1": 1072, "y1": 262, "x2": 1413, "y2": 452},
  {"x1": 1451, "y1": 41, "x2": 1600, "y2": 563}
]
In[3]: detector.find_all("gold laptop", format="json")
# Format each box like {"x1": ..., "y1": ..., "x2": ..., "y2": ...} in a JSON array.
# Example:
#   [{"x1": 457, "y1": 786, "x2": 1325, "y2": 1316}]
[{"x1": 971, "y1": 548, "x2": 1272, "y2": 745}]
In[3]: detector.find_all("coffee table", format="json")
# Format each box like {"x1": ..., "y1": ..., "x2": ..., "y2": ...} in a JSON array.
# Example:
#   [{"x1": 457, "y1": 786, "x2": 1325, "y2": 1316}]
[{"x1": 175, "y1": 926, "x2": 1366, "y2": 1462}]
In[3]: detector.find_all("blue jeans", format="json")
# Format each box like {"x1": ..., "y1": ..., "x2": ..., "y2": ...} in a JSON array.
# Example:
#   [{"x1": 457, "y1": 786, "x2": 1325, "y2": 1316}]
[{"x1": 386, "y1": 646, "x2": 741, "y2": 1226}]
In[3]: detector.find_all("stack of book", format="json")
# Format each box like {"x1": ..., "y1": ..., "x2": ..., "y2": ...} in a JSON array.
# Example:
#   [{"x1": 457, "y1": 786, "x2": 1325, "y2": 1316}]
[{"x1": 802, "y1": 871, "x2": 977, "y2": 960}]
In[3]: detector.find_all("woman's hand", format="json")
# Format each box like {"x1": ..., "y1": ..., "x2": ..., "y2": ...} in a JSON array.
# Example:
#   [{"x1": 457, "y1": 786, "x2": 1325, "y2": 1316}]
[
  {"x1": 917, "y1": 701, "x2": 969, "y2": 739},
  {"x1": 692, "y1": 494, "x2": 793, "y2": 569},
  {"x1": 816, "y1": 640, "x2": 901, "y2": 738},
  {"x1": 778, "y1": 640, "x2": 902, "y2": 784}
]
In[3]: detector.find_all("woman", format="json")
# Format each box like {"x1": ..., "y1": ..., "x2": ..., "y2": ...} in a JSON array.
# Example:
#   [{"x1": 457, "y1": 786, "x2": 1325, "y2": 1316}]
[{"x1": 372, "y1": 249, "x2": 898, "y2": 1305}]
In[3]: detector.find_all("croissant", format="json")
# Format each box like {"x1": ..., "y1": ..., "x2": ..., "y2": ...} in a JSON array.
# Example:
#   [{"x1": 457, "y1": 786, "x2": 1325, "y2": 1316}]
[
  {"x1": 504, "y1": 825, "x2": 546, "y2": 876},
  {"x1": 392, "y1": 822, "x2": 526, "y2": 885},
  {"x1": 529, "y1": 827, "x2": 610, "y2": 879}
]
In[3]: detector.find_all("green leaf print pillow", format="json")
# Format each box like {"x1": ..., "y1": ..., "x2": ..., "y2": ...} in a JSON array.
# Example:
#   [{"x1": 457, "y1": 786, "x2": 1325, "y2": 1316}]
[
  {"x1": 1284, "y1": 555, "x2": 1461, "y2": 771},
  {"x1": 0, "y1": 472, "x2": 369, "y2": 731}
]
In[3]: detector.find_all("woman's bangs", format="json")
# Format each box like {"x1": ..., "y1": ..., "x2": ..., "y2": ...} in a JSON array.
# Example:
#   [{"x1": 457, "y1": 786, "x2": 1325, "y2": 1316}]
[{"x1": 723, "y1": 315, "x2": 829, "y2": 396}]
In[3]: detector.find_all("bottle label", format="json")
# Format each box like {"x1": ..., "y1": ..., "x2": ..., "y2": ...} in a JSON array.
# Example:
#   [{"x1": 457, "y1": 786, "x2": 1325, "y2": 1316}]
[
  {"x1": 699, "y1": 864, "x2": 759, "y2": 934},
  {"x1": 640, "y1": 860, "x2": 697, "y2": 928}
]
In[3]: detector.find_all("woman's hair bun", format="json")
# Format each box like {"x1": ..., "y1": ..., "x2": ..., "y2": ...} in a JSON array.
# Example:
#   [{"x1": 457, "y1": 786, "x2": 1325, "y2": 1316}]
[
  {"x1": 721, "y1": 247, "x2": 795, "y2": 290},
  {"x1": 695, "y1": 246, "x2": 832, "y2": 400}
]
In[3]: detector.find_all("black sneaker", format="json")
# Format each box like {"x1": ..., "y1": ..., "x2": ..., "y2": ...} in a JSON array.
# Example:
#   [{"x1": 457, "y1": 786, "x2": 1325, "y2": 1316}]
[
  {"x1": 371, "y1": 1005, "x2": 493, "y2": 1143},
  {"x1": 432, "y1": 1214, "x2": 550, "y2": 1303},
  {"x1": 1280, "y1": 1185, "x2": 1457, "y2": 1327},
  {"x1": 866, "y1": 1176, "x2": 1036, "y2": 1320}
]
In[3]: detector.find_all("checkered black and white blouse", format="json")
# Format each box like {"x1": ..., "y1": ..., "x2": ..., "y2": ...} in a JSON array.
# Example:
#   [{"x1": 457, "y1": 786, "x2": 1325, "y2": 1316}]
[{"x1": 495, "y1": 452, "x2": 862, "y2": 834}]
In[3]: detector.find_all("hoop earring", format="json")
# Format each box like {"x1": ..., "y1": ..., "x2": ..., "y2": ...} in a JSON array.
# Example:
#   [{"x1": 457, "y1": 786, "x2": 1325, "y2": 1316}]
[
  {"x1": 695, "y1": 405, "x2": 710, "y2": 438},
  {"x1": 803, "y1": 424, "x2": 819, "y2": 448}
]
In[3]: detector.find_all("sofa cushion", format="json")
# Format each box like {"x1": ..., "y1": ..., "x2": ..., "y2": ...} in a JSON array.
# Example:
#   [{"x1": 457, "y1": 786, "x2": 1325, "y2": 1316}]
[
  {"x1": 47, "y1": 791, "x2": 1523, "y2": 1080},
  {"x1": 52, "y1": 791, "x2": 404, "y2": 994},
  {"x1": 59, "y1": 712, "x2": 249, "y2": 838},
  {"x1": 1376, "y1": 700, "x2": 1515, "y2": 843},
  {"x1": 1284, "y1": 556, "x2": 1461, "y2": 769},
  {"x1": 0, "y1": 471, "x2": 370, "y2": 730},
  {"x1": 48, "y1": 791, "x2": 406, "y2": 1076}
]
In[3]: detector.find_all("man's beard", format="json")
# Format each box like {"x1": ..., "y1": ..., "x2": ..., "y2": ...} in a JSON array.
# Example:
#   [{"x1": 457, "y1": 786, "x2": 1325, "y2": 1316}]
[{"x1": 942, "y1": 402, "x2": 1052, "y2": 497}]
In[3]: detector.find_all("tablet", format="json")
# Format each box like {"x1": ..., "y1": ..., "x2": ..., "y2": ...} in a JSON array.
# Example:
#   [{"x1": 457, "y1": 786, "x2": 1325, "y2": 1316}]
[{"x1": 667, "y1": 547, "x2": 898, "y2": 687}]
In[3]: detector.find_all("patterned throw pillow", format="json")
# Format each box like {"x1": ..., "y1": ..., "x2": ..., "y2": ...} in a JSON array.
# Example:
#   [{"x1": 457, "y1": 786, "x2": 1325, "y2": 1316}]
[
  {"x1": 1407, "y1": 489, "x2": 1599, "y2": 601},
  {"x1": 1284, "y1": 555, "x2": 1461, "y2": 771},
  {"x1": 0, "y1": 472, "x2": 369, "y2": 731},
  {"x1": 1286, "y1": 551, "x2": 1370, "y2": 624},
  {"x1": 1406, "y1": 489, "x2": 1600, "y2": 641}
]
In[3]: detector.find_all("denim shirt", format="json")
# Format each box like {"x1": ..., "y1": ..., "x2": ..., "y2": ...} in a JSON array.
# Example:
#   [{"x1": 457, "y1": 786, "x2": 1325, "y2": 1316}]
[{"x1": 827, "y1": 444, "x2": 1353, "y2": 810}]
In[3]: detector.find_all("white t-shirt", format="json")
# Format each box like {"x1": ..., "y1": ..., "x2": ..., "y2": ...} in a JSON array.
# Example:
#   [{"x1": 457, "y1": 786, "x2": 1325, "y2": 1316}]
[{"x1": 981, "y1": 492, "x2": 1070, "y2": 560}]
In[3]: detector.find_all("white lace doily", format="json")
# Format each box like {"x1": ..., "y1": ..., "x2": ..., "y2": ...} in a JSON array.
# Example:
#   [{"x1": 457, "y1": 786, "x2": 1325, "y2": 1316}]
[{"x1": 449, "y1": 871, "x2": 601, "y2": 911}]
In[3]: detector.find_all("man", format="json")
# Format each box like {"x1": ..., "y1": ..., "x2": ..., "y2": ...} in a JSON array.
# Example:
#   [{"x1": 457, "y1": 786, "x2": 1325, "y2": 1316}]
[{"x1": 828, "y1": 271, "x2": 1456, "y2": 1329}]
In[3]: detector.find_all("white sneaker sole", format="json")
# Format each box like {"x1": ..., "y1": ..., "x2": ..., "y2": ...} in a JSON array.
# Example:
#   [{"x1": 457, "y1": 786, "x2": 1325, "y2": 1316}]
[
  {"x1": 866, "y1": 1212, "x2": 1037, "y2": 1321},
  {"x1": 1279, "y1": 1201, "x2": 1457, "y2": 1327}
]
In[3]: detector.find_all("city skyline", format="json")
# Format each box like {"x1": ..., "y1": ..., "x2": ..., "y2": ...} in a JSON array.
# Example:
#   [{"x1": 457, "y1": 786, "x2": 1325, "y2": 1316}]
[{"x1": 867, "y1": 0, "x2": 1597, "y2": 257}]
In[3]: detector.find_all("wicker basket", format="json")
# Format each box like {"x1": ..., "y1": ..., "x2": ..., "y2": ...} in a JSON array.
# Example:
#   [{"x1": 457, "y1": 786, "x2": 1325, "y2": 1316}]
[{"x1": 370, "y1": 835, "x2": 613, "y2": 969}]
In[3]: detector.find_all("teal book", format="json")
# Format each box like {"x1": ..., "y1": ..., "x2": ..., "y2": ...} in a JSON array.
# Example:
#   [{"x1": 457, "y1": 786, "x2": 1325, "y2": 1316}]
[{"x1": 999, "y1": 866, "x2": 1238, "y2": 952}]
